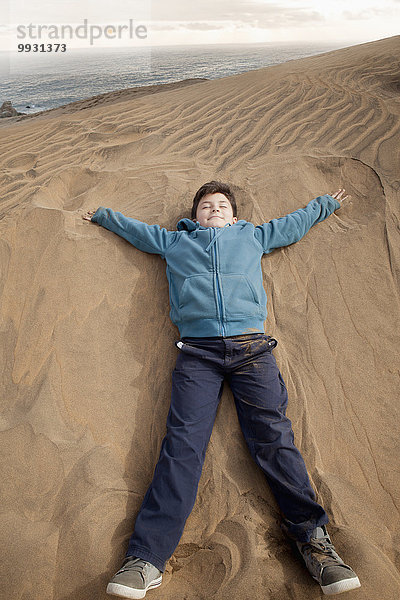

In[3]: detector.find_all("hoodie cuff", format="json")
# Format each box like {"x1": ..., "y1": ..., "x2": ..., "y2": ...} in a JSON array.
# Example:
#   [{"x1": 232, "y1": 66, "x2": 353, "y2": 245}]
[
  {"x1": 91, "y1": 207, "x2": 107, "y2": 225},
  {"x1": 324, "y1": 194, "x2": 341, "y2": 211}
]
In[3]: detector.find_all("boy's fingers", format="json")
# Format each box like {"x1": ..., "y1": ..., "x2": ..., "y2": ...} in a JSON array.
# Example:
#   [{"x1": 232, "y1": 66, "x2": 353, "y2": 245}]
[
  {"x1": 82, "y1": 212, "x2": 95, "y2": 220},
  {"x1": 330, "y1": 189, "x2": 348, "y2": 201}
]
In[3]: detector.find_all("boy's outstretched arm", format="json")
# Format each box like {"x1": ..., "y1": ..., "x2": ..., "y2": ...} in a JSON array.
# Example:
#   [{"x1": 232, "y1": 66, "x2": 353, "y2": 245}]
[
  {"x1": 81, "y1": 207, "x2": 178, "y2": 258},
  {"x1": 254, "y1": 188, "x2": 350, "y2": 254}
]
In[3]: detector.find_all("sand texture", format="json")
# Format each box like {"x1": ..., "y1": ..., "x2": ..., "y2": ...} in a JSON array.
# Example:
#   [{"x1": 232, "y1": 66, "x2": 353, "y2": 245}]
[{"x1": 0, "y1": 35, "x2": 399, "y2": 599}]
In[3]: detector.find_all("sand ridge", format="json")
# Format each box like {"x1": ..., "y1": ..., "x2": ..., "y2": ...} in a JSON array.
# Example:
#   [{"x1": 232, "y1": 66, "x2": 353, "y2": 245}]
[{"x1": 0, "y1": 35, "x2": 399, "y2": 599}]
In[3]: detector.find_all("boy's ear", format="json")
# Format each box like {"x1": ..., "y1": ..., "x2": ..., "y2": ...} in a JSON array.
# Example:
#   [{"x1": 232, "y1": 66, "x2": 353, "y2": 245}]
[{"x1": 233, "y1": 216, "x2": 238, "y2": 223}]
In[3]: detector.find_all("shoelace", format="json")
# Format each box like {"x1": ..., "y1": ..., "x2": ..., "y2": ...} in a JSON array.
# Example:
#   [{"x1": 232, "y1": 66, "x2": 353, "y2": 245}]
[
  {"x1": 300, "y1": 536, "x2": 342, "y2": 569},
  {"x1": 117, "y1": 558, "x2": 148, "y2": 582}
]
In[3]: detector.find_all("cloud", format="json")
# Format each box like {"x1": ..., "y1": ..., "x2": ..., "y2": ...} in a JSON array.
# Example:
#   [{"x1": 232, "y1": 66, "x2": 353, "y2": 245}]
[
  {"x1": 273, "y1": 9, "x2": 324, "y2": 24},
  {"x1": 149, "y1": 23, "x2": 180, "y2": 31},
  {"x1": 150, "y1": 0, "x2": 325, "y2": 25},
  {"x1": 342, "y1": 6, "x2": 398, "y2": 20},
  {"x1": 342, "y1": 10, "x2": 372, "y2": 20},
  {"x1": 183, "y1": 22, "x2": 226, "y2": 30},
  {"x1": 146, "y1": 2, "x2": 327, "y2": 34},
  {"x1": 371, "y1": 6, "x2": 400, "y2": 14}
]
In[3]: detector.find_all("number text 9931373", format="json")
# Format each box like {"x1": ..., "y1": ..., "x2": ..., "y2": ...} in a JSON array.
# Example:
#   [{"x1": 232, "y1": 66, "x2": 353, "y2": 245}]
[{"x1": 17, "y1": 44, "x2": 67, "y2": 52}]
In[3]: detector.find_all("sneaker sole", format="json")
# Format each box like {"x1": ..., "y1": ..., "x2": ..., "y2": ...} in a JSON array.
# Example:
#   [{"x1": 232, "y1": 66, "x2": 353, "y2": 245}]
[
  {"x1": 321, "y1": 576, "x2": 361, "y2": 595},
  {"x1": 106, "y1": 576, "x2": 162, "y2": 599}
]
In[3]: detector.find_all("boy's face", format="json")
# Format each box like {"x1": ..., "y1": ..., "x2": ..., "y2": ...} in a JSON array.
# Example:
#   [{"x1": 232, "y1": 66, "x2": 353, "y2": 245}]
[{"x1": 194, "y1": 193, "x2": 238, "y2": 228}]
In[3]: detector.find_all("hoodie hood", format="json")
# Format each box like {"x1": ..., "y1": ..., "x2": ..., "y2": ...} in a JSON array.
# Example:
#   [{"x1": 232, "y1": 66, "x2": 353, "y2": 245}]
[
  {"x1": 176, "y1": 218, "x2": 247, "y2": 231},
  {"x1": 176, "y1": 218, "x2": 204, "y2": 231},
  {"x1": 178, "y1": 218, "x2": 250, "y2": 254}
]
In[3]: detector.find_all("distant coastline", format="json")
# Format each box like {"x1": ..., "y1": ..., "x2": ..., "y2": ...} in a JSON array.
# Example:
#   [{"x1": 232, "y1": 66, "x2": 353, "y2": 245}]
[{"x1": 5, "y1": 78, "x2": 210, "y2": 123}]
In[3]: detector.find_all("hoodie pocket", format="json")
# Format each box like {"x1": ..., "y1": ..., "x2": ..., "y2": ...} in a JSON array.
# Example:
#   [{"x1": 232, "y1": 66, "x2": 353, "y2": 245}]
[
  {"x1": 178, "y1": 273, "x2": 218, "y2": 320},
  {"x1": 220, "y1": 274, "x2": 261, "y2": 317}
]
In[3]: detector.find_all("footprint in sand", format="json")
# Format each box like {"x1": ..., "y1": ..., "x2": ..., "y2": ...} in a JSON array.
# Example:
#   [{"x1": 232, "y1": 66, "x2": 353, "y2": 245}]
[
  {"x1": 31, "y1": 167, "x2": 101, "y2": 211},
  {"x1": 4, "y1": 152, "x2": 37, "y2": 174},
  {"x1": 88, "y1": 130, "x2": 165, "y2": 170}
]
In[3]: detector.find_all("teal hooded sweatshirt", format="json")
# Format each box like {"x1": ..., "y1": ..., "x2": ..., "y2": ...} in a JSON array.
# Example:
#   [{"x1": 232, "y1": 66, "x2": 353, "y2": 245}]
[{"x1": 91, "y1": 194, "x2": 340, "y2": 338}]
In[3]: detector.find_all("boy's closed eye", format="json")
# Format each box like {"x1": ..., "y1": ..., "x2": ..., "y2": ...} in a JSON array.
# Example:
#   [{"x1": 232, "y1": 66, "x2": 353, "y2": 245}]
[{"x1": 200, "y1": 204, "x2": 229, "y2": 209}]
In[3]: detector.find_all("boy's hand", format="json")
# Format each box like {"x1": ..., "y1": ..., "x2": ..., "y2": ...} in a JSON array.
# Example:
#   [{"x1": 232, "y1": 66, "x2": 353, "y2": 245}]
[
  {"x1": 329, "y1": 188, "x2": 351, "y2": 209},
  {"x1": 81, "y1": 209, "x2": 98, "y2": 222}
]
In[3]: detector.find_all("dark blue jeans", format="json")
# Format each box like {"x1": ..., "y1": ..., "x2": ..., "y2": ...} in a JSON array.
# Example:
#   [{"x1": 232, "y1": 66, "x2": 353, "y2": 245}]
[{"x1": 126, "y1": 333, "x2": 328, "y2": 572}]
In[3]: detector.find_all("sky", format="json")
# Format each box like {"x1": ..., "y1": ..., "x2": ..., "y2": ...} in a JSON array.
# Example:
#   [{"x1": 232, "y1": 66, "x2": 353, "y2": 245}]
[{"x1": 1, "y1": 0, "x2": 399, "y2": 49}]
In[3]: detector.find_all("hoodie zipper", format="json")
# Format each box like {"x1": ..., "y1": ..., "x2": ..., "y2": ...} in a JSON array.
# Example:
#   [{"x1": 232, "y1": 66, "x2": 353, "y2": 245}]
[{"x1": 212, "y1": 228, "x2": 226, "y2": 336}]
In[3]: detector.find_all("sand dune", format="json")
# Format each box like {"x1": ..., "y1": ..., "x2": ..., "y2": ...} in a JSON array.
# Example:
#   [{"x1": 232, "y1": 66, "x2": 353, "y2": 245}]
[{"x1": 0, "y1": 35, "x2": 399, "y2": 599}]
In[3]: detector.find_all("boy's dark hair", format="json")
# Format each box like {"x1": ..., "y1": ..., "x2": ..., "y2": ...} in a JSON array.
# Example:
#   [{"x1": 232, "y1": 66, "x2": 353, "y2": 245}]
[{"x1": 191, "y1": 181, "x2": 237, "y2": 220}]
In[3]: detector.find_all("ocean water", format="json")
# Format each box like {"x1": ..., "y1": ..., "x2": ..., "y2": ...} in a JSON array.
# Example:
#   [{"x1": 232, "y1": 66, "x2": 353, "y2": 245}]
[{"x1": 0, "y1": 42, "x2": 348, "y2": 115}]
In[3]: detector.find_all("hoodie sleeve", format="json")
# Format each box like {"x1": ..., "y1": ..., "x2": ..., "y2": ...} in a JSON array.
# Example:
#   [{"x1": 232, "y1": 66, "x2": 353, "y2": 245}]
[
  {"x1": 91, "y1": 207, "x2": 178, "y2": 258},
  {"x1": 254, "y1": 194, "x2": 341, "y2": 254}
]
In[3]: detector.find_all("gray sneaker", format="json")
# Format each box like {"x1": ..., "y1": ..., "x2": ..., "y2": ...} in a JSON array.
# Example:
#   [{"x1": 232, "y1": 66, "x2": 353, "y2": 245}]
[
  {"x1": 106, "y1": 556, "x2": 163, "y2": 599},
  {"x1": 296, "y1": 526, "x2": 361, "y2": 595}
]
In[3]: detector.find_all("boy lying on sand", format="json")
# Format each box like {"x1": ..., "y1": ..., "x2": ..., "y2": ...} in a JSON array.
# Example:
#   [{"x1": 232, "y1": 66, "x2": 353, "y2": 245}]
[{"x1": 82, "y1": 181, "x2": 360, "y2": 598}]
